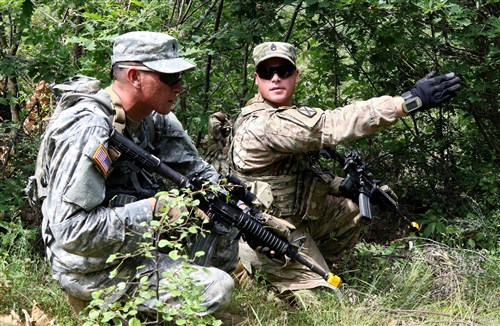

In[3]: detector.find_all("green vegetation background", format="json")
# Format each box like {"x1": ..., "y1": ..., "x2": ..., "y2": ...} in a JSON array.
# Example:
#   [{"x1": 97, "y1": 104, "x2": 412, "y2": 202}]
[{"x1": 1, "y1": 0, "x2": 498, "y2": 324}]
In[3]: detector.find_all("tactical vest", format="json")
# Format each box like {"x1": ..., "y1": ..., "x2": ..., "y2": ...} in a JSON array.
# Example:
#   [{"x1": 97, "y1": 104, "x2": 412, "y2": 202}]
[{"x1": 229, "y1": 99, "x2": 340, "y2": 220}]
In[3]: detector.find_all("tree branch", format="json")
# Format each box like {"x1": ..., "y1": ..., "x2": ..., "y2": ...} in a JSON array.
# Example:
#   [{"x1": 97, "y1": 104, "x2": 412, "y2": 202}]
[{"x1": 284, "y1": 2, "x2": 302, "y2": 42}]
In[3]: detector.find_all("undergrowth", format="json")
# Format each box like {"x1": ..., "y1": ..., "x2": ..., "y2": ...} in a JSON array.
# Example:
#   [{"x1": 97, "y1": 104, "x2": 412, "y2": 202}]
[
  {"x1": 0, "y1": 216, "x2": 77, "y2": 325},
  {"x1": 1, "y1": 220, "x2": 498, "y2": 325},
  {"x1": 227, "y1": 239, "x2": 499, "y2": 325}
]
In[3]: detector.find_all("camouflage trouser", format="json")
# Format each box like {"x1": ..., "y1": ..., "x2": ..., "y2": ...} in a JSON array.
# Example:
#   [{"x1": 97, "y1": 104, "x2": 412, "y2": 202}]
[
  {"x1": 56, "y1": 253, "x2": 234, "y2": 316},
  {"x1": 239, "y1": 195, "x2": 361, "y2": 292}
]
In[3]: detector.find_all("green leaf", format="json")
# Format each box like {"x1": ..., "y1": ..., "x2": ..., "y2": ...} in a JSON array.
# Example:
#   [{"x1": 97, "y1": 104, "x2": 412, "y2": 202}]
[
  {"x1": 423, "y1": 223, "x2": 436, "y2": 237},
  {"x1": 436, "y1": 223, "x2": 447, "y2": 234},
  {"x1": 169, "y1": 250, "x2": 180, "y2": 260},
  {"x1": 91, "y1": 290, "x2": 103, "y2": 299},
  {"x1": 129, "y1": 317, "x2": 141, "y2": 326},
  {"x1": 109, "y1": 269, "x2": 118, "y2": 278},
  {"x1": 88, "y1": 309, "x2": 100, "y2": 319},
  {"x1": 21, "y1": 0, "x2": 34, "y2": 25},
  {"x1": 106, "y1": 254, "x2": 118, "y2": 263},
  {"x1": 158, "y1": 239, "x2": 170, "y2": 248},
  {"x1": 194, "y1": 251, "x2": 205, "y2": 257},
  {"x1": 102, "y1": 311, "x2": 115, "y2": 322}
]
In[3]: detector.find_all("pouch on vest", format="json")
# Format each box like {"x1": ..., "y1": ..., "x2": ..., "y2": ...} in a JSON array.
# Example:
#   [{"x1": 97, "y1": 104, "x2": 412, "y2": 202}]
[
  {"x1": 205, "y1": 112, "x2": 232, "y2": 174},
  {"x1": 296, "y1": 160, "x2": 343, "y2": 220}
]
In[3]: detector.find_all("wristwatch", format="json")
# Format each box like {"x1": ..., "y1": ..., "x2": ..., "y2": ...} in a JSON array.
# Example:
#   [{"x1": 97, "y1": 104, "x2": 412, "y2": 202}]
[{"x1": 401, "y1": 91, "x2": 423, "y2": 114}]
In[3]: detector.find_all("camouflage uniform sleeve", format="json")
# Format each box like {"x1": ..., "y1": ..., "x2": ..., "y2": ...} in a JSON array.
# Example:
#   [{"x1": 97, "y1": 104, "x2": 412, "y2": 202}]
[
  {"x1": 40, "y1": 104, "x2": 154, "y2": 272},
  {"x1": 232, "y1": 96, "x2": 402, "y2": 171},
  {"x1": 319, "y1": 95, "x2": 404, "y2": 145},
  {"x1": 152, "y1": 112, "x2": 219, "y2": 184}
]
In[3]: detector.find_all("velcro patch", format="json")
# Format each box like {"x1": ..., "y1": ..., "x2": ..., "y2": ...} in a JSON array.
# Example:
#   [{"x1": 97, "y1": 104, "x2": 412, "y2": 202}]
[
  {"x1": 296, "y1": 106, "x2": 317, "y2": 118},
  {"x1": 92, "y1": 144, "x2": 111, "y2": 176}
]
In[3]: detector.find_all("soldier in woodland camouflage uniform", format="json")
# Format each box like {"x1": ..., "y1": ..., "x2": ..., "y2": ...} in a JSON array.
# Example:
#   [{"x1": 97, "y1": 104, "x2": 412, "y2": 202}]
[
  {"x1": 28, "y1": 32, "x2": 234, "y2": 318},
  {"x1": 230, "y1": 42, "x2": 461, "y2": 294}
]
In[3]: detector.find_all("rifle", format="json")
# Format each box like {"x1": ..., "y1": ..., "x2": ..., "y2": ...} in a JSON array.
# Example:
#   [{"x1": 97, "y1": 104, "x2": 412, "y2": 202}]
[
  {"x1": 320, "y1": 148, "x2": 419, "y2": 231},
  {"x1": 109, "y1": 130, "x2": 342, "y2": 287}
]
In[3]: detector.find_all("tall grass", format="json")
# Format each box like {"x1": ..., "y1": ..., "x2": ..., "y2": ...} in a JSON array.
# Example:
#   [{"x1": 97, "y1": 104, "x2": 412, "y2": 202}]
[
  {"x1": 1, "y1": 218, "x2": 498, "y2": 325},
  {"x1": 228, "y1": 240, "x2": 499, "y2": 325},
  {"x1": 0, "y1": 216, "x2": 77, "y2": 325}
]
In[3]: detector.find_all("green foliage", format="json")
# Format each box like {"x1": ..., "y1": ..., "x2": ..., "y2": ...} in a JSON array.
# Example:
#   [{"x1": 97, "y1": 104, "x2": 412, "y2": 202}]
[
  {"x1": 0, "y1": 0, "x2": 498, "y2": 323},
  {"x1": 0, "y1": 214, "x2": 78, "y2": 325},
  {"x1": 0, "y1": 120, "x2": 41, "y2": 220},
  {"x1": 80, "y1": 190, "x2": 219, "y2": 325}
]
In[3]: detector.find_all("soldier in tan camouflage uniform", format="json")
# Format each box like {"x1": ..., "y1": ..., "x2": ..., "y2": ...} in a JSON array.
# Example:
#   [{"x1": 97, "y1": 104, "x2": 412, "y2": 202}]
[
  {"x1": 28, "y1": 32, "x2": 235, "y2": 319},
  {"x1": 230, "y1": 42, "x2": 461, "y2": 295}
]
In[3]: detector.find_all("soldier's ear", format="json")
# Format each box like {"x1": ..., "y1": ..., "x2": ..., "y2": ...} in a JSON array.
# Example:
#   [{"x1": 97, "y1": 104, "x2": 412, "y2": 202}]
[
  {"x1": 254, "y1": 72, "x2": 259, "y2": 86},
  {"x1": 124, "y1": 67, "x2": 142, "y2": 89}
]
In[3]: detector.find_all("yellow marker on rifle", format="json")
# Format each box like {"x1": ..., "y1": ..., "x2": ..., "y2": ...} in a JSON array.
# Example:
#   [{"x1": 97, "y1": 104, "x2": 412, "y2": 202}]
[
  {"x1": 327, "y1": 272, "x2": 342, "y2": 288},
  {"x1": 410, "y1": 221, "x2": 421, "y2": 232}
]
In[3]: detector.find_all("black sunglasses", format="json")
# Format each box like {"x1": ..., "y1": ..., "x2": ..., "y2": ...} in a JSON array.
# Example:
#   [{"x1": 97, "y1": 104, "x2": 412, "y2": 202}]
[
  {"x1": 256, "y1": 64, "x2": 296, "y2": 80},
  {"x1": 158, "y1": 73, "x2": 182, "y2": 87},
  {"x1": 117, "y1": 64, "x2": 182, "y2": 87}
]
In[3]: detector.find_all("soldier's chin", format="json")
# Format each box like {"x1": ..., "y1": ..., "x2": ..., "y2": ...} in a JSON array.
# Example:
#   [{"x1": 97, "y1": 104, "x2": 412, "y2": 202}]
[
  {"x1": 156, "y1": 106, "x2": 173, "y2": 115},
  {"x1": 268, "y1": 94, "x2": 289, "y2": 106}
]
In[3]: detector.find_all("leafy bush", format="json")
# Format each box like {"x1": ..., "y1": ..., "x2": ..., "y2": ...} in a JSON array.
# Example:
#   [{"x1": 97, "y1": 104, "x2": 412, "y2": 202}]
[{"x1": 81, "y1": 189, "x2": 222, "y2": 325}]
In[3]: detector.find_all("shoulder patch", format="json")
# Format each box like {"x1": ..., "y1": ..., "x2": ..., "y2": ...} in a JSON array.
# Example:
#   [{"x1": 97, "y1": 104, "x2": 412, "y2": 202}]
[
  {"x1": 296, "y1": 106, "x2": 317, "y2": 118},
  {"x1": 276, "y1": 106, "x2": 323, "y2": 129},
  {"x1": 92, "y1": 144, "x2": 111, "y2": 176}
]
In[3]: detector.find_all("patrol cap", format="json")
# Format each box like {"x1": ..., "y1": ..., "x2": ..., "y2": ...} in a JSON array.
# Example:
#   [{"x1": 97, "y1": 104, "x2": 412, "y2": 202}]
[
  {"x1": 253, "y1": 42, "x2": 296, "y2": 68},
  {"x1": 111, "y1": 31, "x2": 196, "y2": 74}
]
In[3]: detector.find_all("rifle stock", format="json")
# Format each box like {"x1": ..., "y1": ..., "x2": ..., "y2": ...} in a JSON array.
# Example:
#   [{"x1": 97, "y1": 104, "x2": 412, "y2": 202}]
[{"x1": 109, "y1": 130, "x2": 342, "y2": 287}]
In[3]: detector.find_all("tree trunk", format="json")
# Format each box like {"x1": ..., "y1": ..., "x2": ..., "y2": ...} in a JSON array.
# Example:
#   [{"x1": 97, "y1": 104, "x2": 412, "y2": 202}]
[
  {"x1": 196, "y1": 0, "x2": 224, "y2": 148},
  {"x1": 8, "y1": 76, "x2": 20, "y2": 123}
]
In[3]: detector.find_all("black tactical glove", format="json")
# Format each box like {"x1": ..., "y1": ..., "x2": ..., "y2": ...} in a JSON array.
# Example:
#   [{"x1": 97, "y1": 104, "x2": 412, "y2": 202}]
[{"x1": 402, "y1": 71, "x2": 461, "y2": 114}]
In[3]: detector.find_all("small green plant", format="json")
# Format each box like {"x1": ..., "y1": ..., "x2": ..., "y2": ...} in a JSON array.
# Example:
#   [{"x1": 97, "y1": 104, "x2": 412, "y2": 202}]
[{"x1": 81, "y1": 188, "x2": 221, "y2": 325}]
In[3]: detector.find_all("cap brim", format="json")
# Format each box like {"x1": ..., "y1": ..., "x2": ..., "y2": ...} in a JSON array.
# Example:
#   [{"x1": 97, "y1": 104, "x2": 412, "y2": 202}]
[
  {"x1": 256, "y1": 54, "x2": 295, "y2": 67},
  {"x1": 143, "y1": 58, "x2": 196, "y2": 74}
]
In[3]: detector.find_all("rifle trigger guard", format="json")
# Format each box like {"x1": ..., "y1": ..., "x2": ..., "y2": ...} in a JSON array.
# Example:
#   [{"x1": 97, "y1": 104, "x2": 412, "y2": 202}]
[{"x1": 291, "y1": 236, "x2": 307, "y2": 252}]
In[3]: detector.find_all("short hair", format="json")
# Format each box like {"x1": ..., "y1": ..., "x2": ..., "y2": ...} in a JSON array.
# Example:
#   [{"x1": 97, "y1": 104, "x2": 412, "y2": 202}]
[{"x1": 110, "y1": 61, "x2": 143, "y2": 81}]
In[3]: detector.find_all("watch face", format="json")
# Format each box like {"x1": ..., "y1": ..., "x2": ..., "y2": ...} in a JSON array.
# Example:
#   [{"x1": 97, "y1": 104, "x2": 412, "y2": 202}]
[
  {"x1": 403, "y1": 97, "x2": 422, "y2": 113},
  {"x1": 405, "y1": 101, "x2": 419, "y2": 111}
]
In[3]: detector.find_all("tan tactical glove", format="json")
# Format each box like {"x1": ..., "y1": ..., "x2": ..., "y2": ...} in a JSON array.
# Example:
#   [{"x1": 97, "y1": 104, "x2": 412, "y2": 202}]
[
  {"x1": 260, "y1": 212, "x2": 295, "y2": 239},
  {"x1": 328, "y1": 176, "x2": 345, "y2": 196},
  {"x1": 154, "y1": 194, "x2": 208, "y2": 225}
]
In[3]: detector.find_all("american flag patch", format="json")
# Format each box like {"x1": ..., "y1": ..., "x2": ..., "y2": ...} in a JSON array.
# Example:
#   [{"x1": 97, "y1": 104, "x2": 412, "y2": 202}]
[{"x1": 92, "y1": 144, "x2": 111, "y2": 176}]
